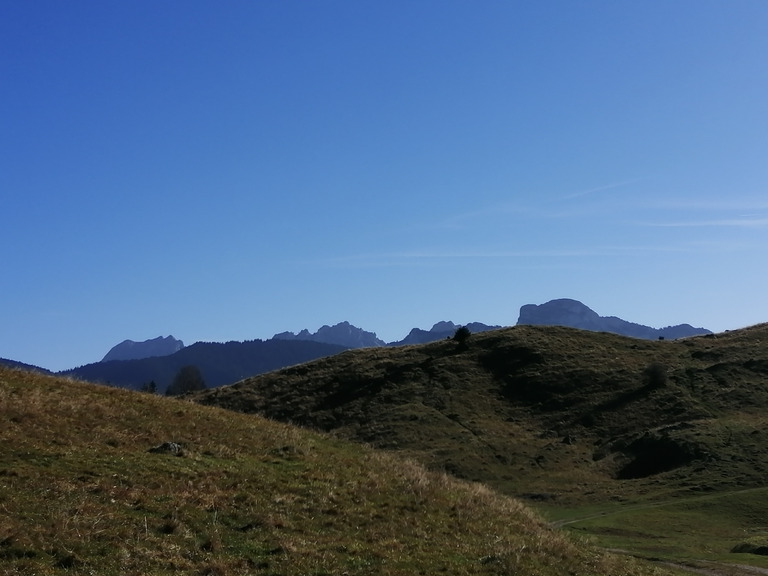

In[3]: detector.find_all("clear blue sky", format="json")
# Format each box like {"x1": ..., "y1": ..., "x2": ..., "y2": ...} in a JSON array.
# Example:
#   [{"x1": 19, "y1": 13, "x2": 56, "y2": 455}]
[{"x1": 3, "y1": 2, "x2": 768, "y2": 371}]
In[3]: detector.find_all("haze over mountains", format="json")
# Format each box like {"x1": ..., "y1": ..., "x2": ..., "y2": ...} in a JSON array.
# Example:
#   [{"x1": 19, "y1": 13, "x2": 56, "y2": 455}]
[
  {"x1": 388, "y1": 320, "x2": 503, "y2": 346},
  {"x1": 101, "y1": 335, "x2": 184, "y2": 362},
  {"x1": 518, "y1": 298, "x2": 712, "y2": 340},
  {"x1": 1, "y1": 299, "x2": 713, "y2": 391},
  {"x1": 274, "y1": 320, "x2": 503, "y2": 348},
  {"x1": 54, "y1": 322, "x2": 504, "y2": 394},
  {"x1": 273, "y1": 321, "x2": 386, "y2": 348},
  {"x1": 99, "y1": 299, "x2": 711, "y2": 368},
  {"x1": 59, "y1": 339, "x2": 348, "y2": 393}
]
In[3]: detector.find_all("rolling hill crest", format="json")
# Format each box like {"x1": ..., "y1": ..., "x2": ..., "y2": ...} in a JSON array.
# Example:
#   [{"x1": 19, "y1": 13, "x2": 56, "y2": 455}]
[{"x1": 193, "y1": 323, "x2": 768, "y2": 505}]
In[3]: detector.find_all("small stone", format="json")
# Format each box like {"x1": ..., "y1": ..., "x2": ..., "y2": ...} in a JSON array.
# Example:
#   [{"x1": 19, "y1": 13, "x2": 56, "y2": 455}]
[{"x1": 148, "y1": 442, "x2": 183, "y2": 456}]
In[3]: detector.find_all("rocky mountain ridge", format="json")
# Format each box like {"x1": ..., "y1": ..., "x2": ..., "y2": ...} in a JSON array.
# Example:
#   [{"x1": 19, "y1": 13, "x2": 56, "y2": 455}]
[
  {"x1": 273, "y1": 321, "x2": 385, "y2": 348},
  {"x1": 94, "y1": 299, "x2": 710, "y2": 366},
  {"x1": 517, "y1": 299, "x2": 712, "y2": 339},
  {"x1": 6, "y1": 299, "x2": 713, "y2": 381},
  {"x1": 388, "y1": 321, "x2": 503, "y2": 346},
  {"x1": 63, "y1": 339, "x2": 347, "y2": 393},
  {"x1": 102, "y1": 335, "x2": 184, "y2": 362}
]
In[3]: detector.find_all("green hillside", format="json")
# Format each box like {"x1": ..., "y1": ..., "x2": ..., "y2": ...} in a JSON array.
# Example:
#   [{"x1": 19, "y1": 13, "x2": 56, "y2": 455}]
[
  {"x1": 0, "y1": 365, "x2": 669, "y2": 575},
  {"x1": 193, "y1": 324, "x2": 768, "y2": 571}
]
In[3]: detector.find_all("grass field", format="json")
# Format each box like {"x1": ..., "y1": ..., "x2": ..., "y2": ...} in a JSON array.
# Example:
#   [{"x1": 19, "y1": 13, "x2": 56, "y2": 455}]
[
  {"x1": 0, "y1": 365, "x2": 674, "y2": 575},
  {"x1": 542, "y1": 487, "x2": 768, "y2": 574}
]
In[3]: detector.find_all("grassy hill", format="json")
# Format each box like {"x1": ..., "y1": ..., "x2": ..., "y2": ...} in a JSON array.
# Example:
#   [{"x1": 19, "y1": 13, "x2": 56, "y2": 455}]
[
  {"x1": 192, "y1": 324, "x2": 768, "y2": 571},
  {"x1": 0, "y1": 365, "x2": 670, "y2": 575}
]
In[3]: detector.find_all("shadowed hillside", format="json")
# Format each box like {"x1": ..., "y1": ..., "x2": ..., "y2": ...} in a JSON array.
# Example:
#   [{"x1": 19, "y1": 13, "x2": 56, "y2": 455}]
[
  {"x1": 194, "y1": 324, "x2": 768, "y2": 506},
  {"x1": 61, "y1": 339, "x2": 348, "y2": 392},
  {"x1": 0, "y1": 365, "x2": 671, "y2": 576},
  {"x1": 101, "y1": 335, "x2": 184, "y2": 362}
]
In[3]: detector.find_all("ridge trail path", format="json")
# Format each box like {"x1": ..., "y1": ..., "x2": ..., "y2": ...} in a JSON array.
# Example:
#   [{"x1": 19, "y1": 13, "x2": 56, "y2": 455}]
[{"x1": 549, "y1": 486, "x2": 768, "y2": 576}]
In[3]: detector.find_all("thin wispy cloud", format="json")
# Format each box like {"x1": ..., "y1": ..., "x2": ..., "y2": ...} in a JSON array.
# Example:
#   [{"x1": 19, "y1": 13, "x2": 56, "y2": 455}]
[
  {"x1": 684, "y1": 238, "x2": 759, "y2": 252},
  {"x1": 315, "y1": 244, "x2": 695, "y2": 269},
  {"x1": 641, "y1": 217, "x2": 768, "y2": 228},
  {"x1": 425, "y1": 179, "x2": 641, "y2": 232},
  {"x1": 645, "y1": 198, "x2": 768, "y2": 212},
  {"x1": 413, "y1": 178, "x2": 643, "y2": 235},
  {"x1": 620, "y1": 193, "x2": 768, "y2": 229}
]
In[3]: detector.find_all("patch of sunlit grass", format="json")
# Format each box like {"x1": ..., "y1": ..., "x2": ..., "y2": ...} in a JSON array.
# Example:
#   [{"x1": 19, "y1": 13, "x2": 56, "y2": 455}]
[{"x1": 0, "y1": 365, "x2": 672, "y2": 575}]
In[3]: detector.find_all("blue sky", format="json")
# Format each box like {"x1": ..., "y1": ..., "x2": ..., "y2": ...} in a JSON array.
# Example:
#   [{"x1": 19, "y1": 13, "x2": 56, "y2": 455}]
[{"x1": 3, "y1": 2, "x2": 768, "y2": 371}]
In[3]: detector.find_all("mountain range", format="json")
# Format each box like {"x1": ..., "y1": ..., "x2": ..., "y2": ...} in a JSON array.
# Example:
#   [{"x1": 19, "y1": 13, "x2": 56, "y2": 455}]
[
  {"x1": 59, "y1": 339, "x2": 347, "y2": 394},
  {"x1": 53, "y1": 322, "x2": 502, "y2": 392},
  {"x1": 273, "y1": 320, "x2": 503, "y2": 348},
  {"x1": 105, "y1": 299, "x2": 709, "y2": 366},
  {"x1": 517, "y1": 298, "x2": 712, "y2": 339},
  {"x1": 2, "y1": 299, "x2": 712, "y2": 390},
  {"x1": 101, "y1": 335, "x2": 184, "y2": 362},
  {"x1": 387, "y1": 320, "x2": 503, "y2": 346},
  {"x1": 273, "y1": 321, "x2": 386, "y2": 347}
]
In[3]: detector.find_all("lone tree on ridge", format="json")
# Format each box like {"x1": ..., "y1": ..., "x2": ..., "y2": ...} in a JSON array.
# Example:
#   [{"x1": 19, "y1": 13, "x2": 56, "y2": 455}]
[
  {"x1": 453, "y1": 325, "x2": 471, "y2": 348},
  {"x1": 166, "y1": 365, "x2": 206, "y2": 396}
]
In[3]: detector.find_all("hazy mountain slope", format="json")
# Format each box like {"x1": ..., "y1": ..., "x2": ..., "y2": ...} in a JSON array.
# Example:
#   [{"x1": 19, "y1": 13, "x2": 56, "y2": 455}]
[
  {"x1": 102, "y1": 335, "x2": 184, "y2": 362},
  {"x1": 272, "y1": 320, "x2": 501, "y2": 348},
  {"x1": 62, "y1": 339, "x2": 348, "y2": 392},
  {"x1": 0, "y1": 365, "x2": 668, "y2": 576},
  {"x1": 388, "y1": 321, "x2": 503, "y2": 346},
  {"x1": 194, "y1": 324, "x2": 768, "y2": 505},
  {"x1": 517, "y1": 298, "x2": 711, "y2": 339},
  {"x1": 274, "y1": 321, "x2": 385, "y2": 348}
]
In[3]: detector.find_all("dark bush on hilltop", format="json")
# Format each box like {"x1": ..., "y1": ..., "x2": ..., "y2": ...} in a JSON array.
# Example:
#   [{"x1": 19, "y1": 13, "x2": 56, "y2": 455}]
[
  {"x1": 453, "y1": 326, "x2": 471, "y2": 347},
  {"x1": 166, "y1": 365, "x2": 206, "y2": 396}
]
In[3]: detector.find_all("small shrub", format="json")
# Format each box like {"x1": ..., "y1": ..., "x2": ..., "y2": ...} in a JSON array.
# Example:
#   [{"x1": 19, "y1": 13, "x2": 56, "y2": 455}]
[
  {"x1": 453, "y1": 326, "x2": 471, "y2": 347},
  {"x1": 140, "y1": 380, "x2": 157, "y2": 394}
]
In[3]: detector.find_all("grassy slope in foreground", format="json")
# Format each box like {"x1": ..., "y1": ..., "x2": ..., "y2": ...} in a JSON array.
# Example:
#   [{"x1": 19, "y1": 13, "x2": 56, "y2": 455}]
[{"x1": 0, "y1": 366, "x2": 673, "y2": 575}]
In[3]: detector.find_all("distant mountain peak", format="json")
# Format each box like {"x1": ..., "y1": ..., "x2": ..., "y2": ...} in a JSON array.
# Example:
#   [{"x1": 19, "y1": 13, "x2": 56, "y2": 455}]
[
  {"x1": 273, "y1": 322, "x2": 385, "y2": 348},
  {"x1": 102, "y1": 335, "x2": 184, "y2": 362},
  {"x1": 389, "y1": 321, "x2": 503, "y2": 346},
  {"x1": 517, "y1": 299, "x2": 711, "y2": 339},
  {"x1": 430, "y1": 321, "x2": 458, "y2": 333}
]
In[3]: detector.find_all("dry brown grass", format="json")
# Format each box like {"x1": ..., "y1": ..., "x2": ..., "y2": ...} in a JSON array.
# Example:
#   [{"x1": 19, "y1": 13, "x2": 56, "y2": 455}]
[{"x1": 0, "y1": 364, "x2": 675, "y2": 575}]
